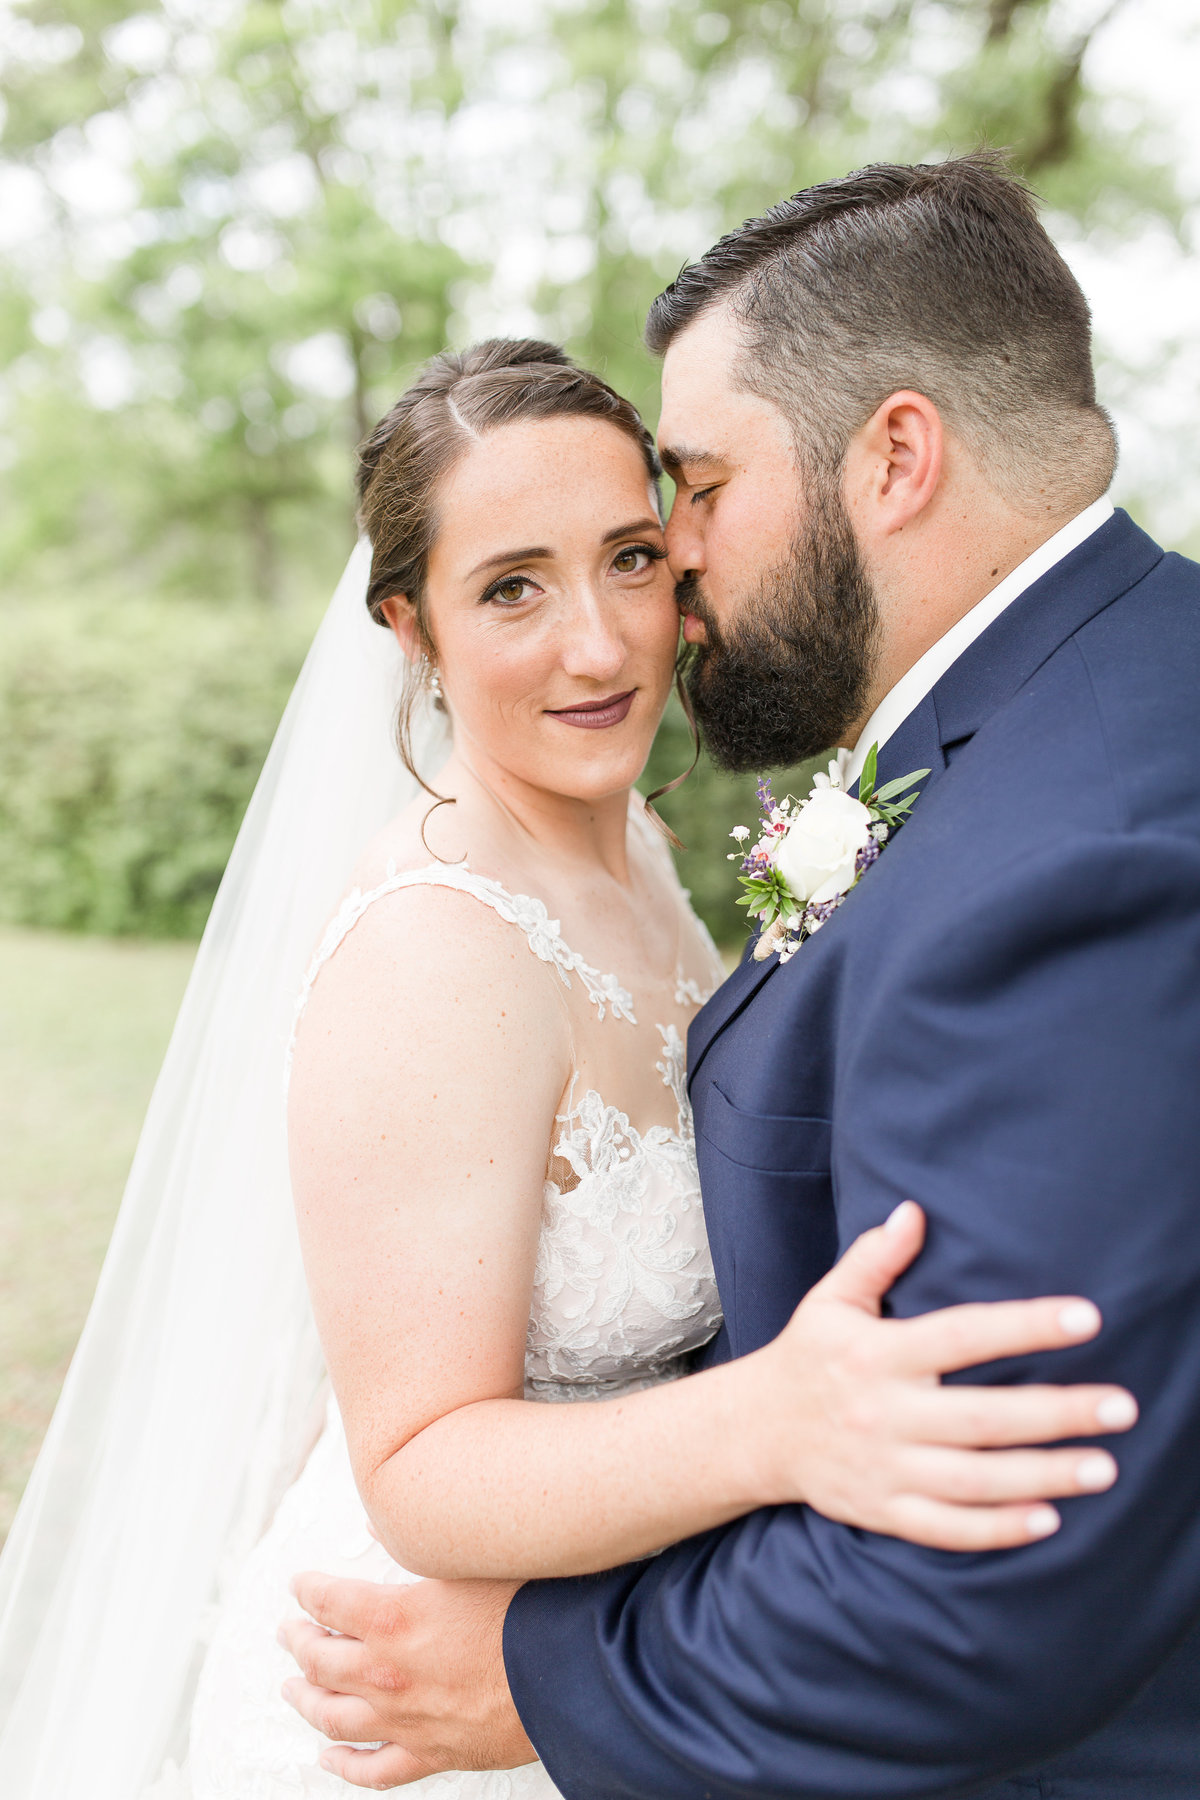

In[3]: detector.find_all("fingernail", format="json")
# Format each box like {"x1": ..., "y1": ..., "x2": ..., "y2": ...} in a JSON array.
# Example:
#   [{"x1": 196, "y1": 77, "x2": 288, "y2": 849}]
[
  {"x1": 1027, "y1": 1505, "x2": 1060, "y2": 1538},
  {"x1": 1058, "y1": 1301, "x2": 1101, "y2": 1338},
  {"x1": 885, "y1": 1200, "x2": 916, "y2": 1232},
  {"x1": 1096, "y1": 1391, "x2": 1138, "y2": 1430},
  {"x1": 1077, "y1": 1452, "x2": 1117, "y2": 1491},
  {"x1": 319, "y1": 1756, "x2": 335, "y2": 1772}
]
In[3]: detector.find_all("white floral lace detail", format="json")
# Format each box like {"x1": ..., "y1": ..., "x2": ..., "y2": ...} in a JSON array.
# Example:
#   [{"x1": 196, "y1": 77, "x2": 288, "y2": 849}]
[
  {"x1": 673, "y1": 967, "x2": 710, "y2": 1007},
  {"x1": 292, "y1": 861, "x2": 635, "y2": 1054},
  {"x1": 673, "y1": 901, "x2": 725, "y2": 1008},
  {"x1": 525, "y1": 1021, "x2": 720, "y2": 1392}
]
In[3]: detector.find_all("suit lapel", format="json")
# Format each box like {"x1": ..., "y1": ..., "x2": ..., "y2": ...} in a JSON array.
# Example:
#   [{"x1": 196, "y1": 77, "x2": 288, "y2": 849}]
[
  {"x1": 687, "y1": 942, "x2": 781, "y2": 1081},
  {"x1": 856, "y1": 692, "x2": 945, "y2": 798},
  {"x1": 930, "y1": 509, "x2": 1161, "y2": 754}
]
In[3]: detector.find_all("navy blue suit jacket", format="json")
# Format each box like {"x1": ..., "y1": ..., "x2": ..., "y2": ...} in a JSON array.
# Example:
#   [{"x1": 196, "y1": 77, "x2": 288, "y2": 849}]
[{"x1": 504, "y1": 511, "x2": 1200, "y2": 1798}]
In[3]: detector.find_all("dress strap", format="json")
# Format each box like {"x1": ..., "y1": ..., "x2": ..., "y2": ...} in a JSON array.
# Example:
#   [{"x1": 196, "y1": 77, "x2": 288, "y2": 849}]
[{"x1": 295, "y1": 860, "x2": 636, "y2": 1033}]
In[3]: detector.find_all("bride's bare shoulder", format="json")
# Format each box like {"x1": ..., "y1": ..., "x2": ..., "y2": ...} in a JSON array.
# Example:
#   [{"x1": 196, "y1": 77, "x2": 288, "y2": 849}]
[{"x1": 294, "y1": 796, "x2": 566, "y2": 1077}]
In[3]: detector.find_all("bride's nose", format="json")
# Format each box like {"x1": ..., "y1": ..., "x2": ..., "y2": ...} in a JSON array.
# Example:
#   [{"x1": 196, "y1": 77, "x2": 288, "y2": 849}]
[{"x1": 558, "y1": 589, "x2": 627, "y2": 682}]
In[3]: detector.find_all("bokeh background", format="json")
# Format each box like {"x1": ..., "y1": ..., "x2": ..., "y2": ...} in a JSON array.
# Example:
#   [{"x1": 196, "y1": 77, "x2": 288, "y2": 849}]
[{"x1": 2, "y1": 0, "x2": 1198, "y2": 1540}]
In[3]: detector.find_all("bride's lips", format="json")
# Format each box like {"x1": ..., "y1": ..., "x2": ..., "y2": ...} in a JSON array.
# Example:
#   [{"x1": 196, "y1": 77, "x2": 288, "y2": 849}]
[{"x1": 545, "y1": 690, "x2": 636, "y2": 730}]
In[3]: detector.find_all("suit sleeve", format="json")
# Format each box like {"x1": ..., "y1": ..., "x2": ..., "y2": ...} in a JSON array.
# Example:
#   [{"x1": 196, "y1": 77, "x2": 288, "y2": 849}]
[{"x1": 503, "y1": 830, "x2": 1200, "y2": 1800}]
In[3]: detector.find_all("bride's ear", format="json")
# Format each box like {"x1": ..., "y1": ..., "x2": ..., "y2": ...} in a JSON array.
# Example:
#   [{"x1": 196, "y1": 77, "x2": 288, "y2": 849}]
[{"x1": 379, "y1": 594, "x2": 422, "y2": 663}]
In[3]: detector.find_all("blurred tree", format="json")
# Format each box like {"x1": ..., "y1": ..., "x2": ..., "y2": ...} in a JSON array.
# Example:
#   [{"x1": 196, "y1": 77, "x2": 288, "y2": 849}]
[
  {"x1": 0, "y1": 0, "x2": 1183, "y2": 938},
  {"x1": 1, "y1": 0, "x2": 470, "y2": 605},
  {"x1": 0, "y1": 0, "x2": 1177, "y2": 605},
  {"x1": 519, "y1": 0, "x2": 1177, "y2": 421}
]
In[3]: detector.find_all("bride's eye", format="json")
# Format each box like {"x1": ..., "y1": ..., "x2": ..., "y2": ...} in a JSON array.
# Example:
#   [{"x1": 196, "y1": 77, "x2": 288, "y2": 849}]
[
  {"x1": 611, "y1": 543, "x2": 666, "y2": 576},
  {"x1": 482, "y1": 573, "x2": 539, "y2": 607}
]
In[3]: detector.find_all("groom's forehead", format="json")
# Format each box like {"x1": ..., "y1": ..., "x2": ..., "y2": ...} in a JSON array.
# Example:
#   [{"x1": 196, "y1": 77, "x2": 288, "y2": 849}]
[
  {"x1": 658, "y1": 306, "x2": 739, "y2": 408},
  {"x1": 657, "y1": 318, "x2": 741, "y2": 461},
  {"x1": 658, "y1": 310, "x2": 792, "y2": 469}
]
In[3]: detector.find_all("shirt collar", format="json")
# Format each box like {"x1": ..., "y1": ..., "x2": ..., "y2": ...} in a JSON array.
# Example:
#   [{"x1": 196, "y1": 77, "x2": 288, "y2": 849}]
[{"x1": 845, "y1": 496, "x2": 1114, "y2": 790}]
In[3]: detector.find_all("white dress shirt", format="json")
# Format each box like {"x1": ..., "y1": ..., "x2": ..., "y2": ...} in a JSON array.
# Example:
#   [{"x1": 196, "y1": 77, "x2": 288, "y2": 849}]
[{"x1": 844, "y1": 496, "x2": 1114, "y2": 789}]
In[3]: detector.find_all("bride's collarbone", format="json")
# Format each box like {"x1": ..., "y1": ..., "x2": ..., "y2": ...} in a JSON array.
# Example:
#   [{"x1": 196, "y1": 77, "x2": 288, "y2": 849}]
[{"x1": 362, "y1": 805, "x2": 698, "y2": 1012}]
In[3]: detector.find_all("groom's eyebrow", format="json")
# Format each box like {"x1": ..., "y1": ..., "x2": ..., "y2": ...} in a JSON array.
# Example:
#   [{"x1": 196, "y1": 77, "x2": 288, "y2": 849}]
[{"x1": 658, "y1": 445, "x2": 723, "y2": 480}]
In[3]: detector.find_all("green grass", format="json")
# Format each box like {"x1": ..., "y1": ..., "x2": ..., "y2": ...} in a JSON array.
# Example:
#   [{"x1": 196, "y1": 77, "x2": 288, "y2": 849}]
[{"x1": 0, "y1": 926, "x2": 195, "y2": 1544}]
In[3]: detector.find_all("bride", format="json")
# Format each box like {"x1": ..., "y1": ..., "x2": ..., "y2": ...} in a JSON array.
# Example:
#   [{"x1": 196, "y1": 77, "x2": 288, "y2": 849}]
[{"x1": 0, "y1": 339, "x2": 1131, "y2": 1798}]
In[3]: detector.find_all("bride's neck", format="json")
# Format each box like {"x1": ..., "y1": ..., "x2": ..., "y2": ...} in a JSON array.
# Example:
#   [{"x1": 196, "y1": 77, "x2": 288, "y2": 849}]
[{"x1": 440, "y1": 750, "x2": 636, "y2": 886}]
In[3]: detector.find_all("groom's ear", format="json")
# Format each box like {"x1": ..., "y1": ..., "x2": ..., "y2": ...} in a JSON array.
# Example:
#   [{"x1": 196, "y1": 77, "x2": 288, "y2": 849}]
[{"x1": 845, "y1": 390, "x2": 943, "y2": 539}]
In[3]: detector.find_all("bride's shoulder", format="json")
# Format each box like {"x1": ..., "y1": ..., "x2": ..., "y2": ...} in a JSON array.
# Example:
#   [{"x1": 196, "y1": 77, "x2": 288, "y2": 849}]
[
  {"x1": 296, "y1": 807, "x2": 566, "y2": 1052},
  {"x1": 289, "y1": 862, "x2": 569, "y2": 1125}
]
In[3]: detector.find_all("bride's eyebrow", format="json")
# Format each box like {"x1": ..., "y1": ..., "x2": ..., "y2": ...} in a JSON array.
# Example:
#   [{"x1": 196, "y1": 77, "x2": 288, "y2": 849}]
[
  {"x1": 600, "y1": 517, "x2": 664, "y2": 545},
  {"x1": 466, "y1": 544, "x2": 552, "y2": 579},
  {"x1": 465, "y1": 518, "x2": 663, "y2": 581}
]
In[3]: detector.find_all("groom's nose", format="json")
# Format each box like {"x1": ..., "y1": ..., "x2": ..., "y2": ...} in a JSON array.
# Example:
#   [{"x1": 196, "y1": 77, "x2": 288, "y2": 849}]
[{"x1": 664, "y1": 496, "x2": 705, "y2": 585}]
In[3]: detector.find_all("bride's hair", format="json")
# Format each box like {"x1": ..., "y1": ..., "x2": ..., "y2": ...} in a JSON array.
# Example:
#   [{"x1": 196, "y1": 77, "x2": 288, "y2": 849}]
[{"x1": 356, "y1": 338, "x2": 665, "y2": 790}]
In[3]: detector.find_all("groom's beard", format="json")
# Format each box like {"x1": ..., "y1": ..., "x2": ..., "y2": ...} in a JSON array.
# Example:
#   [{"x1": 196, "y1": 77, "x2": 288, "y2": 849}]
[{"x1": 682, "y1": 485, "x2": 880, "y2": 773}]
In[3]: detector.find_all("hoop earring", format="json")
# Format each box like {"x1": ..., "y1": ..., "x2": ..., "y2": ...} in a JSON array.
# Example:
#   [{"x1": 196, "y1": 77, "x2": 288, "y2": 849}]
[{"x1": 644, "y1": 657, "x2": 701, "y2": 852}]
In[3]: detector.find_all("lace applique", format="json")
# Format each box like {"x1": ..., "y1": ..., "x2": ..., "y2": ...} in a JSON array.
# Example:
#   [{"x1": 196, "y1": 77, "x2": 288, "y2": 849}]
[
  {"x1": 655, "y1": 1023, "x2": 691, "y2": 1140},
  {"x1": 288, "y1": 861, "x2": 637, "y2": 1078},
  {"x1": 673, "y1": 893, "x2": 726, "y2": 1008},
  {"x1": 673, "y1": 968, "x2": 711, "y2": 1008},
  {"x1": 525, "y1": 1054, "x2": 720, "y2": 1389}
]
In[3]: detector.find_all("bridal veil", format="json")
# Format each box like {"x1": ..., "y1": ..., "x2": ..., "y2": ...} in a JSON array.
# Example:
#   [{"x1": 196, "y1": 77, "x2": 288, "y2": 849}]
[{"x1": 0, "y1": 542, "x2": 449, "y2": 1794}]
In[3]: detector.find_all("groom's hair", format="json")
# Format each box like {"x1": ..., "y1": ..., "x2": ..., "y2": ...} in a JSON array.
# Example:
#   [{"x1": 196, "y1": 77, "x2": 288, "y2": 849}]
[{"x1": 645, "y1": 152, "x2": 1116, "y2": 513}]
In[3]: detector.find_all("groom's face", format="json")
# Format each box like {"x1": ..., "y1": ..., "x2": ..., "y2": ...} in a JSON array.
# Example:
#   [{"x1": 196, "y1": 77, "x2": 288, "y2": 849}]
[{"x1": 657, "y1": 306, "x2": 879, "y2": 770}]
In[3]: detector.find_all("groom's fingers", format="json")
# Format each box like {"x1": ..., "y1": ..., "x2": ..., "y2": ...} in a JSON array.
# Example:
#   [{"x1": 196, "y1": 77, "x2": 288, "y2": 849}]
[
  {"x1": 281, "y1": 1677, "x2": 387, "y2": 1743},
  {"x1": 318, "y1": 1741, "x2": 441, "y2": 1789},
  {"x1": 290, "y1": 1571, "x2": 405, "y2": 1640},
  {"x1": 903, "y1": 1381, "x2": 1139, "y2": 1447},
  {"x1": 893, "y1": 1294, "x2": 1105, "y2": 1376},
  {"x1": 278, "y1": 1615, "x2": 369, "y2": 1692}
]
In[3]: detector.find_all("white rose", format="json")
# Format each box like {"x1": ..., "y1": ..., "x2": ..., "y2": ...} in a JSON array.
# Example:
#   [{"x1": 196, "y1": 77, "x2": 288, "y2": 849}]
[{"x1": 773, "y1": 787, "x2": 873, "y2": 907}]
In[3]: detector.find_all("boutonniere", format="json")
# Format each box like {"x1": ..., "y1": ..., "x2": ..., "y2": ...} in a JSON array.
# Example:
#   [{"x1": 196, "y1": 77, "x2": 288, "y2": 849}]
[{"x1": 729, "y1": 744, "x2": 929, "y2": 963}]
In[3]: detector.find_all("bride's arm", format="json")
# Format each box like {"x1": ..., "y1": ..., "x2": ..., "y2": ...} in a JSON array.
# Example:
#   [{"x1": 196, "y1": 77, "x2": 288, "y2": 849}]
[{"x1": 289, "y1": 887, "x2": 1135, "y2": 1582}]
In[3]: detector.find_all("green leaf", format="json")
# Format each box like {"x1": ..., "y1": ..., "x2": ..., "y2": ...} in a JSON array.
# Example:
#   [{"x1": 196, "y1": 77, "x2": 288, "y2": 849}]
[
  {"x1": 857, "y1": 742, "x2": 878, "y2": 804},
  {"x1": 873, "y1": 768, "x2": 931, "y2": 803}
]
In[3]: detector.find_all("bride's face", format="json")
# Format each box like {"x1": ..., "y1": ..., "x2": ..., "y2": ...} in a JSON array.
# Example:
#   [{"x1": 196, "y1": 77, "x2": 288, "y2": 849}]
[{"x1": 397, "y1": 415, "x2": 679, "y2": 805}]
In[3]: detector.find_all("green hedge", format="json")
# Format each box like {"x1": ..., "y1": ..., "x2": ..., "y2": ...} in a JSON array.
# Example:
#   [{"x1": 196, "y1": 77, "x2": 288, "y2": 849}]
[
  {"x1": 0, "y1": 603, "x2": 311, "y2": 938},
  {"x1": 0, "y1": 602, "x2": 818, "y2": 945}
]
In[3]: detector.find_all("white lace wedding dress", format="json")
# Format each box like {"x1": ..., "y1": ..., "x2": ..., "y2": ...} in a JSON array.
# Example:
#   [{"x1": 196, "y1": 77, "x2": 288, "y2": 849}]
[{"x1": 183, "y1": 861, "x2": 725, "y2": 1799}]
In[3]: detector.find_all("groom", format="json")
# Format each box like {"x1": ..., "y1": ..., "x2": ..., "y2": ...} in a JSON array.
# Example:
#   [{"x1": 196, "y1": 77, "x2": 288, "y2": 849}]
[{"x1": 283, "y1": 155, "x2": 1200, "y2": 1795}]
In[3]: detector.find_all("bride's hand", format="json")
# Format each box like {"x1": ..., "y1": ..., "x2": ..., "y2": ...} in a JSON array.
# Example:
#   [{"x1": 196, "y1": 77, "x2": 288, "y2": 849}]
[{"x1": 748, "y1": 1200, "x2": 1138, "y2": 1550}]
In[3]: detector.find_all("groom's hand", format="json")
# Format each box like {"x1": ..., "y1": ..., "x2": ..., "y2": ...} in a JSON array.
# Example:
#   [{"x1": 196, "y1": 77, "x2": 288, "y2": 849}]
[{"x1": 279, "y1": 1573, "x2": 536, "y2": 1788}]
